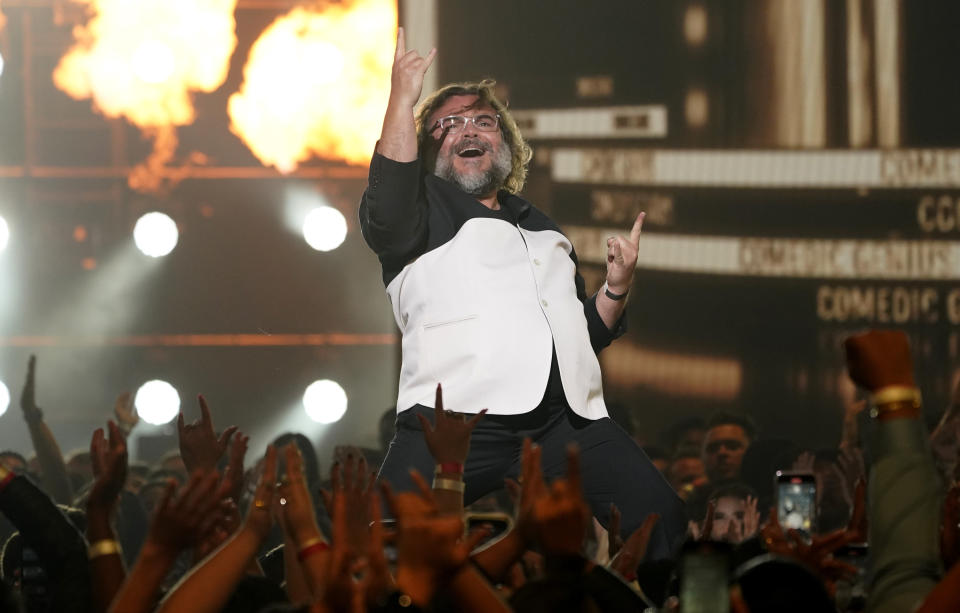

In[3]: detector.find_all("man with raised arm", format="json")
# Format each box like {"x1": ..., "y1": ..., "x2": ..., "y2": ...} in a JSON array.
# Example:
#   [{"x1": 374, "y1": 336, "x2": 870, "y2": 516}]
[{"x1": 359, "y1": 29, "x2": 685, "y2": 558}]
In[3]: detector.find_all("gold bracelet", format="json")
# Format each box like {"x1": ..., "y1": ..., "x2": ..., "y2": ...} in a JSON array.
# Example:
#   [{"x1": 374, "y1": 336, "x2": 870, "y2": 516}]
[
  {"x1": 88, "y1": 539, "x2": 122, "y2": 559},
  {"x1": 871, "y1": 386, "x2": 921, "y2": 406},
  {"x1": 871, "y1": 399, "x2": 922, "y2": 418},
  {"x1": 297, "y1": 536, "x2": 326, "y2": 550},
  {"x1": 432, "y1": 477, "x2": 465, "y2": 493}
]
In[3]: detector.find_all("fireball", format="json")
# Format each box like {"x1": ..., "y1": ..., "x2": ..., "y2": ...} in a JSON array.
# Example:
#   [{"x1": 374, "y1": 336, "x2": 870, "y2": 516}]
[
  {"x1": 228, "y1": 0, "x2": 396, "y2": 172},
  {"x1": 53, "y1": 0, "x2": 238, "y2": 190}
]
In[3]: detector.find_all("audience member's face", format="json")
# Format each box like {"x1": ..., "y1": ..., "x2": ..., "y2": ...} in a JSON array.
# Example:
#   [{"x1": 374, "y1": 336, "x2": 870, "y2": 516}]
[
  {"x1": 702, "y1": 424, "x2": 750, "y2": 481},
  {"x1": 668, "y1": 457, "x2": 707, "y2": 495},
  {"x1": 0, "y1": 454, "x2": 26, "y2": 473},
  {"x1": 710, "y1": 495, "x2": 747, "y2": 542},
  {"x1": 677, "y1": 427, "x2": 705, "y2": 452},
  {"x1": 652, "y1": 457, "x2": 670, "y2": 474}
]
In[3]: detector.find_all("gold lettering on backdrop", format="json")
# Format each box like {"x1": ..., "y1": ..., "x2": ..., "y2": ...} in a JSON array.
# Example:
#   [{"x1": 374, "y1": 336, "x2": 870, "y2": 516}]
[
  {"x1": 880, "y1": 150, "x2": 960, "y2": 187},
  {"x1": 917, "y1": 195, "x2": 960, "y2": 233},
  {"x1": 948, "y1": 289, "x2": 960, "y2": 325},
  {"x1": 740, "y1": 240, "x2": 853, "y2": 276},
  {"x1": 817, "y1": 285, "x2": 941, "y2": 324},
  {"x1": 852, "y1": 242, "x2": 953, "y2": 278},
  {"x1": 581, "y1": 150, "x2": 654, "y2": 184},
  {"x1": 589, "y1": 190, "x2": 673, "y2": 225}
]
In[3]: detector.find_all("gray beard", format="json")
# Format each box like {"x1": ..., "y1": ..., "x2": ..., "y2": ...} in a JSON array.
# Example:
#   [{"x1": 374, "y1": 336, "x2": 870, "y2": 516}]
[{"x1": 433, "y1": 144, "x2": 512, "y2": 197}]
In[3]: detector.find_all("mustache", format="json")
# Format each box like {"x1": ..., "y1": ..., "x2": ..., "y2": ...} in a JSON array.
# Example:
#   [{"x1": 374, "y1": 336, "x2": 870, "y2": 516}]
[{"x1": 455, "y1": 138, "x2": 492, "y2": 155}]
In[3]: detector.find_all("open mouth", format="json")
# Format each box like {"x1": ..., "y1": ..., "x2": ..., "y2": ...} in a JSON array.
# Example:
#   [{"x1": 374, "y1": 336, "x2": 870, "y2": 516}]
[{"x1": 457, "y1": 147, "x2": 485, "y2": 158}]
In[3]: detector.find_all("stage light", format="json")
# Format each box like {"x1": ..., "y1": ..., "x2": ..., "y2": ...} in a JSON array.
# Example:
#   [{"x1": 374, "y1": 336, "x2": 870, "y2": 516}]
[
  {"x1": 0, "y1": 51, "x2": 5, "y2": 80},
  {"x1": 132, "y1": 40, "x2": 176, "y2": 84},
  {"x1": 683, "y1": 4, "x2": 708, "y2": 48},
  {"x1": 684, "y1": 87, "x2": 709, "y2": 128},
  {"x1": 302, "y1": 379, "x2": 347, "y2": 424},
  {"x1": 0, "y1": 216, "x2": 8, "y2": 253},
  {"x1": 302, "y1": 206, "x2": 347, "y2": 252},
  {"x1": 133, "y1": 212, "x2": 178, "y2": 257},
  {"x1": 0, "y1": 381, "x2": 9, "y2": 417},
  {"x1": 135, "y1": 379, "x2": 180, "y2": 425}
]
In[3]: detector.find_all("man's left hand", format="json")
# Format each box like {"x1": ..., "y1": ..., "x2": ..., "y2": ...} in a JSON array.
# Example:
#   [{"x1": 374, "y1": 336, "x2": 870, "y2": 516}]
[{"x1": 605, "y1": 212, "x2": 645, "y2": 294}]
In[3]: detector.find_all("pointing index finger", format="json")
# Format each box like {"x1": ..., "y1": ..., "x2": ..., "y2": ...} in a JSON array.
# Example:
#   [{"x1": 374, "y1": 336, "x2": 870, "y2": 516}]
[
  {"x1": 395, "y1": 26, "x2": 405, "y2": 60},
  {"x1": 629, "y1": 212, "x2": 645, "y2": 245},
  {"x1": 198, "y1": 394, "x2": 212, "y2": 429}
]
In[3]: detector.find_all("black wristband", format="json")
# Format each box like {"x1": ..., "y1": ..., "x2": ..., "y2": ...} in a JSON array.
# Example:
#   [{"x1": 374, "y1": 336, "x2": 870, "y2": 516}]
[{"x1": 603, "y1": 283, "x2": 628, "y2": 301}]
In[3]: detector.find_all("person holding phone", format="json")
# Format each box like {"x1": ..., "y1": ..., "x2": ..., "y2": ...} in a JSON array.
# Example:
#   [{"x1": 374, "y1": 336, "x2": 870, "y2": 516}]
[{"x1": 359, "y1": 29, "x2": 685, "y2": 559}]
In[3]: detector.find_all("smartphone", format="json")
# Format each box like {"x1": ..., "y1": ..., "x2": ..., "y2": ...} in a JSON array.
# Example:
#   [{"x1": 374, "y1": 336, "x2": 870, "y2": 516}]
[
  {"x1": 20, "y1": 546, "x2": 52, "y2": 613},
  {"x1": 775, "y1": 471, "x2": 817, "y2": 534},
  {"x1": 679, "y1": 542, "x2": 730, "y2": 613},
  {"x1": 465, "y1": 512, "x2": 513, "y2": 547}
]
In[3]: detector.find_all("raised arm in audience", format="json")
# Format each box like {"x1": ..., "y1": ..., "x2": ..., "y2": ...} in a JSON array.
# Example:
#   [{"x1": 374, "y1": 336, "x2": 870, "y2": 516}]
[
  {"x1": 844, "y1": 330, "x2": 943, "y2": 613},
  {"x1": 154, "y1": 445, "x2": 278, "y2": 613},
  {"x1": 107, "y1": 470, "x2": 223, "y2": 613},
  {"x1": 278, "y1": 443, "x2": 331, "y2": 605},
  {"x1": 86, "y1": 420, "x2": 129, "y2": 613},
  {"x1": 19, "y1": 355, "x2": 73, "y2": 504},
  {"x1": 416, "y1": 384, "x2": 486, "y2": 515},
  {"x1": 383, "y1": 476, "x2": 507, "y2": 613},
  {"x1": 0, "y1": 458, "x2": 90, "y2": 613}
]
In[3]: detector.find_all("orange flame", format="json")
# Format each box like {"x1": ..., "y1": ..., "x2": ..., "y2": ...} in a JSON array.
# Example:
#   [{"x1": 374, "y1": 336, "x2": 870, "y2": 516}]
[
  {"x1": 228, "y1": 0, "x2": 395, "y2": 172},
  {"x1": 52, "y1": 0, "x2": 238, "y2": 191}
]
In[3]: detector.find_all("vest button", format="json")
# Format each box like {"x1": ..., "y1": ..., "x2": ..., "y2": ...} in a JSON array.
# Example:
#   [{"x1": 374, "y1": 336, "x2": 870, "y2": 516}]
[
  {"x1": 533, "y1": 258, "x2": 541, "y2": 266},
  {"x1": 541, "y1": 299, "x2": 548, "y2": 307}
]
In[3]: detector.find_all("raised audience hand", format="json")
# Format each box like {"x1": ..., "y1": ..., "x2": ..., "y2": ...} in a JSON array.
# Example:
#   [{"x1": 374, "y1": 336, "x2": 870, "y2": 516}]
[
  {"x1": 146, "y1": 470, "x2": 224, "y2": 555},
  {"x1": 243, "y1": 444, "x2": 278, "y2": 540},
  {"x1": 416, "y1": 383, "x2": 487, "y2": 467},
  {"x1": 321, "y1": 451, "x2": 376, "y2": 558},
  {"x1": 177, "y1": 394, "x2": 238, "y2": 474},
  {"x1": 688, "y1": 499, "x2": 716, "y2": 541},
  {"x1": 843, "y1": 330, "x2": 915, "y2": 391},
  {"x1": 382, "y1": 475, "x2": 488, "y2": 607},
  {"x1": 278, "y1": 443, "x2": 324, "y2": 547},
  {"x1": 517, "y1": 438, "x2": 591, "y2": 557},
  {"x1": 88, "y1": 420, "x2": 128, "y2": 509},
  {"x1": 113, "y1": 391, "x2": 139, "y2": 435},
  {"x1": 19, "y1": 354, "x2": 43, "y2": 422},
  {"x1": 743, "y1": 495, "x2": 761, "y2": 541},
  {"x1": 319, "y1": 471, "x2": 393, "y2": 612},
  {"x1": 221, "y1": 430, "x2": 249, "y2": 504},
  {"x1": 193, "y1": 498, "x2": 242, "y2": 562},
  {"x1": 609, "y1": 513, "x2": 659, "y2": 581},
  {"x1": 760, "y1": 507, "x2": 859, "y2": 596}
]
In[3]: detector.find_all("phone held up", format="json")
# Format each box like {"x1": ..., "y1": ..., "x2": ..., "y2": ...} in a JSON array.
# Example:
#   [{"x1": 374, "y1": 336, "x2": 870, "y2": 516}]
[{"x1": 775, "y1": 470, "x2": 817, "y2": 536}]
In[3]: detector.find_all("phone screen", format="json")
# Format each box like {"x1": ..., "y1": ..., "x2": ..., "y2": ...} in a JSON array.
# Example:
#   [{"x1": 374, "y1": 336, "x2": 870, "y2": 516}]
[
  {"x1": 776, "y1": 472, "x2": 816, "y2": 533},
  {"x1": 680, "y1": 549, "x2": 730, "y2": 613}
]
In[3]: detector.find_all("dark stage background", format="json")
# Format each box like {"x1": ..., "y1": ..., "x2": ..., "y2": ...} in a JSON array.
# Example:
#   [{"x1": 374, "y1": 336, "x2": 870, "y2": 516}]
[{"x1": 0, "y1": 0, "x2": 958, "y2": 462}]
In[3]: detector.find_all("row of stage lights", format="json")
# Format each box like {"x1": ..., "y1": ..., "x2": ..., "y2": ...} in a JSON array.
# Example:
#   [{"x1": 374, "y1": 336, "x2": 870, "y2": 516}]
[
  {"x1": 0, "y1": 378, "x2": 349, "y2": 424},
  {"x1": 0, "y1": 205, "x2": 349, "y2": 258}
]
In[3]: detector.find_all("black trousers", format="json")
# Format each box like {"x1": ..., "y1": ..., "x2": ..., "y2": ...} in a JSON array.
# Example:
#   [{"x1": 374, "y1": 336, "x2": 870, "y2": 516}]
[{"x1": 378, "y1": 394, "x2": 688, "y2": 560}]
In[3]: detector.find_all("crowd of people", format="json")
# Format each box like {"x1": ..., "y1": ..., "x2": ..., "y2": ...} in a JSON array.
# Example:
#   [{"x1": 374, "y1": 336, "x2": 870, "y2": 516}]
[{"x1": 0, "y1": 330, "x2": 957, "y2": 612}]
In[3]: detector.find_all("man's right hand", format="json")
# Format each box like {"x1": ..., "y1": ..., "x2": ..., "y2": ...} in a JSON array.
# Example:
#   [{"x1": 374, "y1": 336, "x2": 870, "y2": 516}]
[{"x1": 389, "y1": 26, "x2": 437, "y2": 109}]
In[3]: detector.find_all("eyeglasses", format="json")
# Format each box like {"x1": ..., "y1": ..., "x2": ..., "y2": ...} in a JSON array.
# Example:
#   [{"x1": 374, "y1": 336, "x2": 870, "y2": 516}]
[{"x1": 430, "y1": 113, "x2": 500, "y2": 133}]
